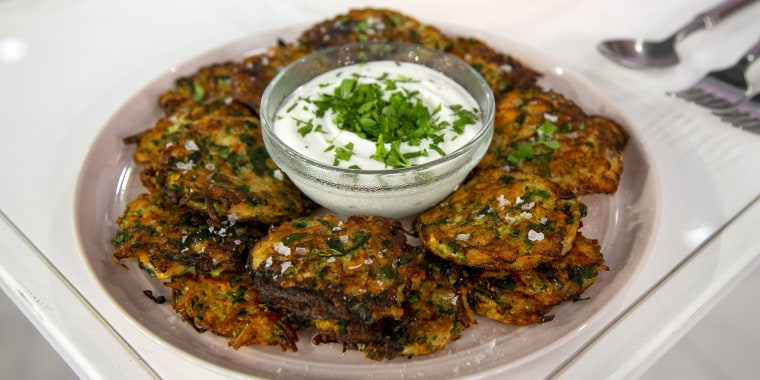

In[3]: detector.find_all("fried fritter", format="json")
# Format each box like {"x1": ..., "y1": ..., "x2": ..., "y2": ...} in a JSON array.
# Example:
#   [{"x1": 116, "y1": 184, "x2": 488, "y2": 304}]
[
  {"x1": 249, "y1": 215, "x2": 423, "y2": 327},
  {"x1": 415, "y1": 168, "x2": 583, "y2": 271},
  {"x1": 230, "y1": 43, "x2": 314, "y2": 114},
  {"x1": 465, "y1": 233, "x2": 606, "y2": 325},
  {"x1": 112, "y1": 192, "x2": 261, "y2": 281},
  {"x1": 167, "y1": 273, "x2": 299, "y2": 350},
  {"x1": 446, "y1": 36, "x2": 541, "y2": 95},
  {"x1": 157, "y1": 61, "x2": 255, "y2": 120},
  {"x1": 395, "y1": 254, "x2": 474, "y2": 357},
  {"x1": 133, "y1": 115, "x2": 313, "y2": 225},
  {"x1": 298, "y1": 8, "x2": 452, "y2": 51},
  {"x1": 311, "y1": 254, "x2": 474, "y2": 360},
  {"x1": 477, "y1": 88, "x2": 628, "y2": 194}
]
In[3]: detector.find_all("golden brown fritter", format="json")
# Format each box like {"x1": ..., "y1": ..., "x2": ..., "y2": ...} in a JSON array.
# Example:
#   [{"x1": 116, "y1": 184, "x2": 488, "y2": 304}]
[
  {"x1": 131, "y1": 116, "x2": 198, "y2": 180},
  {"x1": 112, "y1": 192, "x2": 262, "y2": 281},
  {"x1": 230, "y1": 43, "x2": 314, "y2": 114},
  {"x1": 415, "y1": 168, "x2": 583, "y2": 271},
  {"x1": 249, "y1": 215, "x2": 423, "y2": 327},
  {"x1": 157, "y1": 61, "x2": 254, "y2": 120},
  {"x1": 133, "y1": 115, "x2": 314, "y2": 225},
  {"x1": 311, "y1": 254, "x2": 475, "y2": 360},
  {"x1": 477, "y1": 88, "x2": 628, "y2": 195},
  {"x1": 167, "y1": 273, "x2": 299, "y2": 350},
  {"x1": 490, "y1": 88, "x2": 587, "y2": 142},
  {"x1": 395, "y1": 254, "x2": 475, "y2": 357},
  {"x1": 298, "y1": 8, "x2": 452, "y2": 51},
  {"x1": 464, "y1": 234, "x2": 606, "y2": 325},
  {"x1": 446, "y1": 36, "x2": 541, "y2": 96}
]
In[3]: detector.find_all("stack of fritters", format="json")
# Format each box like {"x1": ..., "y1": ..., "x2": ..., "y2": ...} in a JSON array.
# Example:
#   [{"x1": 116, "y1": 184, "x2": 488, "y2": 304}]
[
  {"x1": 249, "y1": 215, "x2": 422, "y2": 326},
  {"x1": 248, "y1": 215, "x2": 474, "y2": 360},
  {"x1": 113, "y1": 27, "x2": 316, "y2": 351},
  {"x1": 132, "y1": 62, "x2": 314, "y2": 226},
  {"x1": 311, "y1": 254, "x2": 474, "y2": 359},
  {"x1": 110, "y1": 7, "x2": 627, "y2": 360},
  {"x1": 463, "y1": 234, "x2": 606, "y2": 325},
  {"x1": 112, "y1": 192, "x2": 302, "y2": 350},
  {"x1": 420, "y1": 11, "x2": 627, "y2": 325},
  {"x1": 414, "y1": 168, "x2": 607, "y2": 325}
]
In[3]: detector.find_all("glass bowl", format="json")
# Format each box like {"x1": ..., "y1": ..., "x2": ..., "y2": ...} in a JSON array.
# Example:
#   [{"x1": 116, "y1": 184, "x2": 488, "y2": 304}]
[{"x1": 260, "y1": 41, "x2": 495, "y2": 218}]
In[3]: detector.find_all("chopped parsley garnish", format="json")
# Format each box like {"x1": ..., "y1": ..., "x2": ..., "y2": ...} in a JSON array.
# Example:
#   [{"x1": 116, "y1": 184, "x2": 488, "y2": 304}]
[
  {"x1": 282, "y1": 233, "x2": 308, "y2": 246},
  {"x1": 110, "y1": 230, "x2": 132, "y2": 245},
  {"x1": 507, "y1": 120, "x2": 562, "y2": 165},
  {"x1": 569, "y1": 264, "x2": 598, "y2": 287},
  {"x1": 449, "y1": 104, "x2": 479, "y2": 133},
  {"x1": 191, "y1": 81, "x2": 205, "y2": 103},
  {"x1": 333, "y1": 142, "x2": 355, "y2": 166},
  {"x1": 283, "y1": 67, "x2": 480, "y2": 169},
  {"x1": 321, "y1": 231, "x2": 371, "y2": 257}
]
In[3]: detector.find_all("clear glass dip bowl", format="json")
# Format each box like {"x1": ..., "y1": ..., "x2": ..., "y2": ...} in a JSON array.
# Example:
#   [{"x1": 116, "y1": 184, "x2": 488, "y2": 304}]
[{"x1": 260, "y1": 42, "x2": 495, "y2": 219}]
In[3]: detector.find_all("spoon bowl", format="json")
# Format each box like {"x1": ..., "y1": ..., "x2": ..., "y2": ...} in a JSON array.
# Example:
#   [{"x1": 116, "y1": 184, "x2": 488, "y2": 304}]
[
  {"x1": 596, "y1": 0, "x2": 756, "y2": 69},
  {"x1": 597, "y1": 37, "x2": 680, "y2": 69}
]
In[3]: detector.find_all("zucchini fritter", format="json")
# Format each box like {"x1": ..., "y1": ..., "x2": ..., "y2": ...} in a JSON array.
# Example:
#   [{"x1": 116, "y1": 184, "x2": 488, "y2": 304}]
[
  {"x1": 134, "y1": 115, "x2": 314, "y2": 225},
  {"x1": 157, "y1": 61, "x2": 255, "y2": 120},
  {"x1": 446, "y1": 36, "x2": 541, "y2": 96},
  {"x1": 311, "y1": 254, "x2": 474, "y2": 360},
  {"x1": 168, "y1": 273, "x2": 299, "y2": 350},
  {"x1": 112, "y1": 192, "x2": 261, "y2": 280},
  {"x1": 395, "y1": 255, "x2": 475, "y2": 357},
  {"x1": 415, "y1": 168, "x2": 583, "y2": 271},
  {"x1": 249, "y1": 215, "x2": 423, "y2": 327},
  {"x1": 298, "y1": 8, "x2": 452, "y2": 51},
  {"x1": 478, "y1": 88, "x2": 628, "y2": 194},
  {"x1": 230, "y1": 43, "x2": 314, "y2": 114},
  {"x1": 465, "y1": 234, "x2": 606, "y2": 325}
]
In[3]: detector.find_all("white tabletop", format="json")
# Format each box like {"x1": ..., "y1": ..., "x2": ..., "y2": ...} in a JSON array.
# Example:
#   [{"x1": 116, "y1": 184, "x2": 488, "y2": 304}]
[{"x1": 2, "y1": 0, "x2": 760, "y2": 378}]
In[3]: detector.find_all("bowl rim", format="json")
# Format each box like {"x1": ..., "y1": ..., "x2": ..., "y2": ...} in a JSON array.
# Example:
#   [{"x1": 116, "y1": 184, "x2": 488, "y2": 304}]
[{"x1": 260, "y1": 41, "x2": 496, "y2": 175}]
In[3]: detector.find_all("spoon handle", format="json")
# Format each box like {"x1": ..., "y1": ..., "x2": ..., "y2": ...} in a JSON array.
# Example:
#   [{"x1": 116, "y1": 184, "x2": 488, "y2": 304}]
[{"x1": 675, "y1": 0, "x2": 757, "y2": 41}]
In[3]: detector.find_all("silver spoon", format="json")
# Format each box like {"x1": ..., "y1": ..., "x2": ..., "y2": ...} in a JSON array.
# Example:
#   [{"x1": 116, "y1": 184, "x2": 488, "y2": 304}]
[{"x1": 598, "y1": 0, "x2": 757, "y2": 69}]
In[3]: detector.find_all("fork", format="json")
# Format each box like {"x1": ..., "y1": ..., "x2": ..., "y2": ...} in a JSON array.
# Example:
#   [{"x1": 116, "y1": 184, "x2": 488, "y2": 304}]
[
  {"x1": 669, "y1": 38, "x2": 760, "y2": 112},
  {"x1": 714, "y1": 91, "x2": 760, "y2": 132}
]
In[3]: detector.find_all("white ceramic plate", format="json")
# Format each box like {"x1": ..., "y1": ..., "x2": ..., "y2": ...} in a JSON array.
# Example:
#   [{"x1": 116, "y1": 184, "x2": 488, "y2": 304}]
[{"x1": 74, "y1": 24, "x2": 660, "y2": 379}]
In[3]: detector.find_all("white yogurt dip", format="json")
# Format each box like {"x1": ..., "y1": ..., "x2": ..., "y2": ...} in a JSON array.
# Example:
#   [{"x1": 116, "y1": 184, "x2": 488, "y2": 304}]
[{"x1": 273, "y1": 60, "x2": 482, "y2": 170}]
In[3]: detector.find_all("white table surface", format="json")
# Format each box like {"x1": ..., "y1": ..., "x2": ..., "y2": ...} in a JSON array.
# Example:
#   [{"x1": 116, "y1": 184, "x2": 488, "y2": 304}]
[{"x1": 2, "y1": 0, "x2": 760, "y2": 378}]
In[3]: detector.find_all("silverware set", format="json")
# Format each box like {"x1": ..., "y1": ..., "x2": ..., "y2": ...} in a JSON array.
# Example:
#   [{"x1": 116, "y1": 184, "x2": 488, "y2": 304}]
[{"x1": 598, "y1": 0, "x2": 760, "y2": 133}]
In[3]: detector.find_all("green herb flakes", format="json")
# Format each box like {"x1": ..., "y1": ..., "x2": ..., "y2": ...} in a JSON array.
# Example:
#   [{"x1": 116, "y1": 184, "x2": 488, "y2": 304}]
[{"x1": 279, "y1": 62, "x2": 481, "y2": 169}]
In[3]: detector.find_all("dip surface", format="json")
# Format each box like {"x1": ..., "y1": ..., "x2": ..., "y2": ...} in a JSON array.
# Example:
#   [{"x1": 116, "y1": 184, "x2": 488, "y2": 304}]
[{"x1": 273, "y1": 60, "x2": 482, "y2": 170}]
